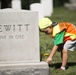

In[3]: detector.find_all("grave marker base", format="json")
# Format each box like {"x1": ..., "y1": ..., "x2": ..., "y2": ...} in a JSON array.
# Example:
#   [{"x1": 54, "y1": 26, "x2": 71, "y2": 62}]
[{"x1": 0, "y1": 62, "x2": 50, "y2": 75}]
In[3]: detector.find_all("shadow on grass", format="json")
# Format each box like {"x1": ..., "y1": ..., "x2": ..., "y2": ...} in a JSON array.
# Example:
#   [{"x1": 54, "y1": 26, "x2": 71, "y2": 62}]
[{"x1": 49, "y1": 62, "x2": 76, "y2": 69}]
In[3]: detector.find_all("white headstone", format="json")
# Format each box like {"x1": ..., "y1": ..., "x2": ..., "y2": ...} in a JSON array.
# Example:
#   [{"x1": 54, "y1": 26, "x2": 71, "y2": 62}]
[
  {"x1": 0, "y1": 9, "x2": 50, "y2": 75},
  {"x1": 41, "y1": 0, "x2": 53, "y2": 16},
  {"x1": 69, "y1": 0, "x2": 76, "y2": 3},
  {"x1": 0, "y1": 9, "x2": 40, "y2": 63},
  {"x1": 65, "y1": 0, "x2": 76, "y2": 10},
  {"x1": 12, "y1": 0, "x2": 21, "y2": 9},
  {"x1": 30, "y1": 3, "x2": 44, "y2": 20}
]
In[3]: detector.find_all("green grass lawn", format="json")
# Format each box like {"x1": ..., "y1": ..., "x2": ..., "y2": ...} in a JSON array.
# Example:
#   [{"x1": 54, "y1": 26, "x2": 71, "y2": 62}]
[{"x1": 39, "y1": 6, "x2": 76, "y2": 75}]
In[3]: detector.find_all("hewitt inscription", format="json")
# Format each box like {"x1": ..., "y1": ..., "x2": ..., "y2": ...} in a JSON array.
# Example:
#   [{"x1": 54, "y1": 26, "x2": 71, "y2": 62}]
[
  {"x1": 0, "y1": 24, "x2": 30, "y2": 32},
  {"x1": 0, "y1": 23, "x2": 30, "y2": 40}
]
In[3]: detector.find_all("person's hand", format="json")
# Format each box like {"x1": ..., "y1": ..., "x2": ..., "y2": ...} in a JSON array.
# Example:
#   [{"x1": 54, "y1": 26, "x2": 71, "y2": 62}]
[{"x1": 46, "y1": 57, "x2": 52, "y2": 64}]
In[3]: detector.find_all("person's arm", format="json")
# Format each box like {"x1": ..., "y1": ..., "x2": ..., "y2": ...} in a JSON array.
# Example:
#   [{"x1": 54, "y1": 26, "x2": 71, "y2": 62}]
[
  {"x1": 46, "y1": 45, "x2": 58, "y2": 64},
  {"x1": 46, "y1": 30, "x2": 65, "y2": 64}
]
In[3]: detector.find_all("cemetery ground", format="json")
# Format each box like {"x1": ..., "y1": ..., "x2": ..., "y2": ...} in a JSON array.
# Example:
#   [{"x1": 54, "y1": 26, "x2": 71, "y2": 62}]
[{"x1": 40, "y1": 7, "x2": 76, "y2": 75}]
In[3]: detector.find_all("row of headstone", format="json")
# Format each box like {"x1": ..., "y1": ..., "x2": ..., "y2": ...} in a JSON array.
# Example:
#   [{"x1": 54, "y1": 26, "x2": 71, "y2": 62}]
[
  {"x1": 12, "y1": 0, "x2": 21, "y2": 9},
  {"x1": 65, "y1": 0, "x2": 76, "y2": 10},
  {"x1": 0, "y1": 0, "x2": 21, "y2": 9},
  {"x1": 30, "y1": 0, "x2": 53, "y2": 20},
  {"x1": 30, "y1": 3, "x2": 44, "y2": 20},
  {"x1": 69, "y1": 0, "x2": 76, "y2": 3},
  {"x1": 0, "y1": 0, "x2": 53, "y2": 20},
  {"x1": 41, "y1": 0, "x2": 53, "y2": 17}
]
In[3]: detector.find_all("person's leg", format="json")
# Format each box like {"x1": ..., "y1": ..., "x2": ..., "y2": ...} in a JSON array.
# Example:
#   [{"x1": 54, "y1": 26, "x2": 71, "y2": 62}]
[
  {"x1": 57, "y1": 44, "x2": 63, "y2": 60},
  {"x1": 61, "y1": 49, "x2": 68, "y2": 70},
  {"x1": 60, "y1": 49, "x2": 63, "y2": 60},
  {"x1": 61, "y1": 40, "x2": 76, "y2": 70},
  {"x1": 57, "y1": 44, "x2": 67, "y2": 70}
]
